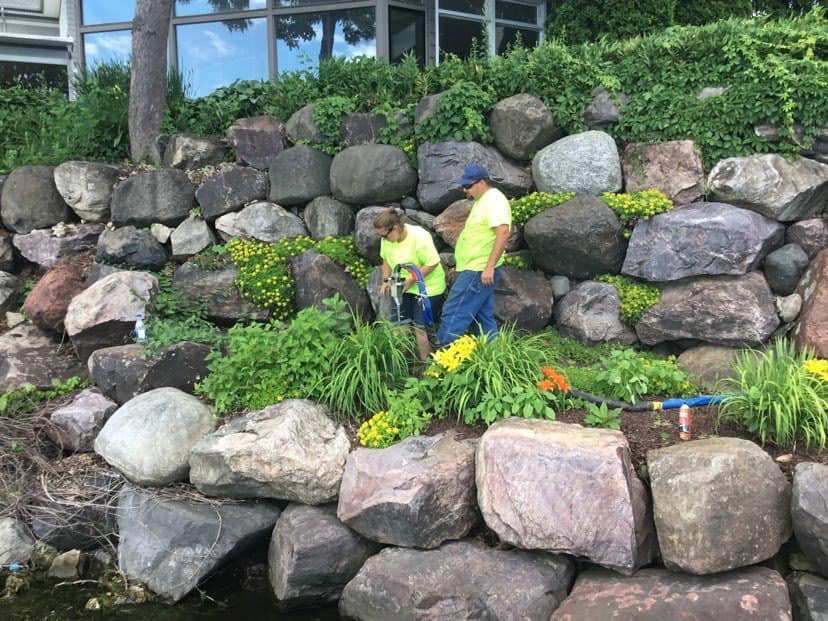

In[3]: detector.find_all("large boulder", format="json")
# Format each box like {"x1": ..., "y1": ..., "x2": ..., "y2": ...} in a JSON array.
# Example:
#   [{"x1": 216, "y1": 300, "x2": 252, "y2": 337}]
[
  {"x1": 268, "y1": 503, "x2": 378, "y2": 607},
  {"x1": 170, "y1": 216, "x2": 216, "y2": 259},
  {"x1": 787, "y1": 217, "x2": 828, "y2": 259},
  {"x1": 0, "y1": 517, "x2": 35, "y2": 565},
  {"x1": 0, "y1": 323, "x2": 86, "y2": 391},
  {"x1": 226, "y1": 115, "x2": 287, "y2": 170},
  {"x1": 290, "y1": 250, "x2": 372, "y2": 321},
  {"x1": 524, "y1": 195, "x2": 627, "y2": 279},
  {"x1": 13, "y1": 223, "x2": 103, "y2": 271},
  {"x1": 94, "y1": 387, "x2": 214, "y2": 486},
  {"x1": 189, "y1": 399, "x2": 350, "y2": 504},
  {"x1": 195, "y1": 164, "x2": 269, "y2": 221},
  {"x1": 268, "y1": 145, "x2": 332, "y2": 206},
  {"x1": 788, "y1": 571, "x2": 828, "y2": 621},
  {"x1": 551, "y1": 567, "x2": 792, "y2": 621},
  {"x1": 764, "y1": 243, "x2": 810, "y2": 295},
  {"x1": 533, "y1": 130, "x2": 623, "y2": 195},
  {"x1": 353, "y1": 206, "x2": 388, "y2": 264},
  {"x1": 96, "y1": 225, "x2": 168, "y2": 271},
  {"x1": 476, "y1": 419, "x2": 656, "y2": 574},
  {"x1": 285, "y1": 104, "x2": 325, "y2": 146},
  {"x1": 214, "y1": 201, "x2": 307, "y2": 243},
  {"x1": 340, "y1": 542, "x2": 575, "y2": 621},
  {"x1": 117, "y1": 487, "x2": 280, "y2": 602},
  {"x1": 304, "y1": 196, "x2": 355, "y2": 240},
  {"x1": 675, "y1": 345, "x2": 741, "y2": 393},
  {"x1": 583, "y1": 86, "x2": 628, "y2": 129},
  {"x1": 172, "y1": 262, "x2": 269, "y2": 325},
  {"x1": 110, "y1": 169, "x2": 195, "y2": 228},
  {"x1": 64, "y1": 270, "x2": 158, "y2": 362},
  {"x1": 489, "y1": 93, "x2": 561, "y2": 161},
  {"x1": 162, "y1": 134, "x2": 227, "y2": 169},
  {"x1": 621, "y1": 140, "x2": 704, "y2": 204},
  {"x1": 47, "y1": 388, "x2": 118, "y2": 453},
  {"x1": 553, "y1": 281, "x2": 637, "y2": 346},
  {"x1": 1, "y1": 165, "x2": 71, "y2": 234},
  {"x1": 0, "y1": 233, "x2": 13, "y2": 272},
  {"x1": 22, "y1": 257, "x2": 88, "y2": 333},
  {"x1": 636, "y1": 272, "x2": 779, "y2": 347},
  {"x1": 337, "y1": 433, "x2": 478, "y2": 549},
  {"x1": 330, "y1": 144, "x2": 417, "y2": 205},
  {"x1": 416, "y1": 141, "x2": 532, "y2": 214},
  {"x1": 0, "y1": 271, "x2": 20, "y2": 315},
  {"x1": 53, "y1": 161, "x2": 122, "y2": 222},
  {"x1": 707, "y1": 154, "x2": 828, "y2": 222},
  {"x1": 622, "y1": 202, "x2": 784, "y2": 282},
  {"x1": 792, "y1": 249, "x2": 828, "y2": 358},
  {"x1": 494, "y1": 267, "x2": 554, "y2": 332},
  {"x1": 339, "y1": 112, "x2": 388, "y2": 147},
  {"x1": 792, "y1": 462, "x2": 828, "y2": 578},
  {"x1": 648, "y1": 438, "x2": 791, "y2": 574}
]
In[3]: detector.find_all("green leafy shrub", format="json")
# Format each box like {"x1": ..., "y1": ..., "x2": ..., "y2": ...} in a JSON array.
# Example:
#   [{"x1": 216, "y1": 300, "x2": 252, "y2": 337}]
[
  {"x1": 595, "y1": 274, "x2": 661, "y2": 324},
  {"x1": 546, "y1": 0, "x2": 675, "y2": 45},
  {"x1": 717, "y1": 338, "x2": 828, "y2": 449},
  {"x1": 197, "y1": 297, "x2": 351, "y2": 414},
  {"x1": 313, "y1": 95, "x2": 356, "y2": 155},
  {"x1": 583, "y1": 402, "x2": 623, "y2": 430},
  {"x1": 357, "y1": 398, "x2": 432, "y2": 448},
  {"x1": 599, "y1": 189, "x2": 674, "y2": 223},
  {"x1": 315, "y1": 236, "x2": 371, "y2": 286},
  {"x1": 502, "y1": 254, "x2": 529, "y2": 270},
  {"x1": 317, "y1": 318, "x2": 417, "y2": 418},
  {"x1": 509, "y1": 192, "x2": 576, "y2": 227},
  {"x1": 594, "y1": 348, "x2": 696, "y2": 403},
  {"x1": 414, "y1": 81, "x2": 495, "y2": 145},
  {"x1": 0, "y1": 377, "x2": 89, "y2": 418}
]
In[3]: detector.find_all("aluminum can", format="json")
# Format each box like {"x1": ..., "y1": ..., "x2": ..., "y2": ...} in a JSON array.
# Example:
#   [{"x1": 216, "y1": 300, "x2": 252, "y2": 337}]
[{"x1": 678, "y1": 404, "x2": 692, "y2": 440}]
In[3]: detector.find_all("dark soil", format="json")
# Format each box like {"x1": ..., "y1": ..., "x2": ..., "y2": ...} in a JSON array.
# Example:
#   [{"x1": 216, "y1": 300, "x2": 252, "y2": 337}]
[{"x1": 416, "y1": 405, "x2": 828, "y2": 481}]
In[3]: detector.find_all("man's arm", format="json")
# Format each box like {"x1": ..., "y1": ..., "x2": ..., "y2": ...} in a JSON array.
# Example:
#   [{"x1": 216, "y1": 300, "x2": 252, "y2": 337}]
[{"x1": 481, "y1": 224, "x2": 510, "y2": 286}]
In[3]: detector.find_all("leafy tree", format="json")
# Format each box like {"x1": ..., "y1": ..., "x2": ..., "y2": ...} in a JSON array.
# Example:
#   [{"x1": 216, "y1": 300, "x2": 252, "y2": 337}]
[
  {"x1": 276, "y1": 9, "x2": 376, "y2": 66},
  {"x1": 674, "y1": 0, "x2": 752, "y2": 25}
]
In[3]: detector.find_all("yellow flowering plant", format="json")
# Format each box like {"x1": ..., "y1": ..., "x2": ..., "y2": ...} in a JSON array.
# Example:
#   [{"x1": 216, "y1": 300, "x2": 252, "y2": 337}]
[
  {"x1": 358, "y1": 398, "x2": 432, "y2": 448},
  {"x1": 595, "y1": 274, "x2": 661, "y2": 324},
  {"x1": 804, "y1": 358, "x2": 828, "y2": 383}
]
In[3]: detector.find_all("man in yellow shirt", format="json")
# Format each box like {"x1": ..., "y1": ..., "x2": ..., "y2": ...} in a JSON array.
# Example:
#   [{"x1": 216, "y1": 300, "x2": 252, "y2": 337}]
[{"x1": 437, "y1": 163, "x2": 511, "y2": 347}]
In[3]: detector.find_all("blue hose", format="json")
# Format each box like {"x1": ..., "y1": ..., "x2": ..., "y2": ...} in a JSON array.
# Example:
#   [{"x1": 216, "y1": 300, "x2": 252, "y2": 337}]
[
  {"x1": 570, "y1": 389, "x2": 729, "y2": 411},
  {"x1": 392, "y1": 263, "x2": 434, "y2": 326}
]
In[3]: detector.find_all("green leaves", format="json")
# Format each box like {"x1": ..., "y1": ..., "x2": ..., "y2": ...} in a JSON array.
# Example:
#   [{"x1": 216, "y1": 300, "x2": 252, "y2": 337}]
[{"x1": 583, "y1": 402, "x2": 623, "y2": 430}]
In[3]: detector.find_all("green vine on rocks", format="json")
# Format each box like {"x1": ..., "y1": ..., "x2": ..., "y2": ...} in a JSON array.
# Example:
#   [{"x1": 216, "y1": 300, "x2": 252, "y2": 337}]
[
  {"x1": 596, "y1": 274, "x2": 661, "y2": 324},
  {"x1": 414, "y1": 81, "x2": 495, "y2": 145},
  {"x1": 313, "y1": 95, "x2": 356, "y2": 155}
]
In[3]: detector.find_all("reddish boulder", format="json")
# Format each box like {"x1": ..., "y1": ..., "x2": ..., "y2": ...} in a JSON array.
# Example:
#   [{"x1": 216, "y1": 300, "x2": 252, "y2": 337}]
[
  {"x1": 793, "y1": 249, "x2": 828, "y2": 357},
  {"x1": 22, "y1": 256, "x2": 89, "y2": 333}
]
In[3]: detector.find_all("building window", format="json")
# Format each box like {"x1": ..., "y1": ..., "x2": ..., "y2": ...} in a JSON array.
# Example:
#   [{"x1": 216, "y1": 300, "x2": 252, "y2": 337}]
[
  {"x1": 175, "y1": 0, "x2": 267, "y2": 17},
  {"x1": 80, "y1": 0, "x2": 135, "y2": 25},
  {"x1": 438, "y1": 15, "x2": 485, "y2": 61},
  {"x1": 0, "y1": 60, "x2": 68, "y2": 91},
  {"x1": 275, "y1": 6, "x2": 376, "y2": 74},
  {"x1": 83, "y1": 29, "x2": 132, "y2": 68},
  {"x1": 177, "y1": 17, "x2": 268, "y2": 97},
  {"x1": 495, "y1": 24, "x2": 537, "y2": 54},
  {"x1": 389, "y1": 6, "x2": 425, "y2": 65}
]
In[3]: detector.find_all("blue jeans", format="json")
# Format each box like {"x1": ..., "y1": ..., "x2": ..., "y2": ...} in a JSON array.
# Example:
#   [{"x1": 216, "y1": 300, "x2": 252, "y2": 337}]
[{"x1": 437, "y1": 268, "x2": 501, "y2": 347}]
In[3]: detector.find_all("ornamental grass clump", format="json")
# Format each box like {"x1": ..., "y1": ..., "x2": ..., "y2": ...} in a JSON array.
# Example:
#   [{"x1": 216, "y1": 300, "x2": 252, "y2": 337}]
[{"x1": 717, "y1": 338, "x2": 828, "y2": 449}]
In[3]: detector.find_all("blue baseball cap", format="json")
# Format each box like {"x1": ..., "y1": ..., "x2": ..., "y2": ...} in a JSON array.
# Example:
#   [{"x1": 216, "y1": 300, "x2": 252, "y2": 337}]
[{"x1": 457, "y1": 163, "x2": 490, "y2": 187}]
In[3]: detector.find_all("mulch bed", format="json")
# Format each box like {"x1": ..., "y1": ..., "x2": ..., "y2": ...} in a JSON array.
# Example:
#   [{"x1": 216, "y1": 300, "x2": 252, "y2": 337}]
[{"x1": 414, "y1": 405, "x2": 828, "y2": 481}]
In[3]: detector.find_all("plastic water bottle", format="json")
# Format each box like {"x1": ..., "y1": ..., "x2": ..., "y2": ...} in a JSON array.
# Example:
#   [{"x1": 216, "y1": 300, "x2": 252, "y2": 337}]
[{"x1": 134, "y1": 313, "x2": 147, "y2": 344}]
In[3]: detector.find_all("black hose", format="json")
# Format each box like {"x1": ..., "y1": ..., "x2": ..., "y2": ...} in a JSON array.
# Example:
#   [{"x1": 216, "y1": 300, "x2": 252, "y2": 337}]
[{"x1": 569, "y1": 389, "x2": 655, "y2": 412}]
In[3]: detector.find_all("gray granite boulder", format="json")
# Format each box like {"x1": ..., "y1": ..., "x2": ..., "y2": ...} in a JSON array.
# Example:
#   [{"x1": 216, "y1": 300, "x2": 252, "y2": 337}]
[
  {"x1": 285, "y1": 104, "x2": 324, "y2": 146},
  {"x1": 792, "y1": 462, "x2": 828, "y2": 579},
  {"x1": 553, "y1": 281, "x2": 638, "y2": 346},
  {"x1": 0, "y1": 271, "x2": 21, "y2": 315},
  {"x1": 110, "y1": 169, "x2": 195, "y2": 228},
  {"x1": 215, "y1": 201, "x2": 307, "y2": 243},
  {"x1": 190, "y1": 399, "x2": 350, "y2": 504},
  {"x1": 268, "y1": 145, "x2": 332, "y2": 206},
  {"x1": 707, "y1": 154, "x2": 828, "y2": 222},
  {"x1": 172, "y1": 262, "x2": 269, "y2": 325},
  {"x1": 170, "y1": 216, "x2": 216, "y2": 259},
  {"x1": 195, "y1": 164, "x2": 269, "y2": 221},
  {"x1": 636, "y1": 272, "x2": 779, "y2": 347},
  {"x1": 524, "y1": 195, "x2": 627, "y2": 279},
  {"x1": 340, "y1": 541, "x2": 574, "y2": 621},
  {"x1": 494, "y1": 267, "x2": 554, "y2": 332},
  {"x1": 787, "y1": 217, "x2": 828, "y2": 259},
  {"x1": 117, "y1": 487, "x2": 280, "y2": 602},
  {"x1": 48, "y1": 388, "x2": 118, "y2": 453},
  {"x1": 414, "y1": 92, "x2": 444, "y2": 128},
  {"x1": 337, "y1": 433, "x2": 478, "y2": 549},
  {"x1": 583, "y1": 86, "x2": 628, "y2": 129},
  {"x1": 621, "y1": 140, "x2": 704, "y2": 205},
  {"x1": 268, "y1": 503, "x2": 378, "y2": 607},
  {"x1": 1, "y1": 165, "x2": 71, "y2": 234},
  {"x1": 330, "y1": 144, "x2": 417, "y2": 205},
  {"x1": 53, "y1": 161, "x2": 122, "y2": 222},
  {"x1": 162, "y1": 134, "x2": 227, "y2": 169},
  {"x1": 0, "y1": 323, "x2": 86, "y2": 391},
  {"x1": 648, "y1": 438, "x2": 791, "y2": 574},
  {"x1": 533, "y1": 130, "x2": 622, "y2": 195},
  {"x1": 339, "y1": 112, "x2": 387, "y2": 147},
  {"x1": 552, "y1": 566, "x2": 792, "y2": 621},
  {"x1": 64, "y1": 270, "x2": 158, "y2": 362},
  {"x1": 416, "y1": 140, "x2": 532, "y2": 214},
  {"x1": 764, "y1": 243, "x2": 810, "y2": 295},
  {"x1": 304, "y1": 196, "x2": 355, "y2": 240},
  {"x1": 13, "y1": 223, "x2": 103, "y2": 271},
  {"x1": 290, "y1": 250, "x2": 372, "y2": 322},
  {"x1": 0, "y1": 517, "x2": 35, "y2": 565},
  {"x1": 96, "y1": 225, "x2": 168, "y2": 271},
  {"x1": 676, "y1": 345, "x2": 741, "y2": 393},
  {"x1": 0, "y1": 233, "x2": 13, "y2": 272},
  {"x1": 788, "y1": 571, "x2": 828, "y2": 621},
  {"x1": 476, "y1": 419, "x2": 656, "y2": 574},
  {"x1": 94, "y1": 387, "x2": 214, "y2": 486},
  {"x1": 226, "y1": 115, "x2": 287, "y2": 170},
  {"x1": 353, "y1": 206, "x2": 389, "y2": 264},
  {"x1": 490, "y1": 93, "x2": 561, "y2": 161},
  {"x1": 622, "y1": 202, "x2": 784, "y2": 282}
]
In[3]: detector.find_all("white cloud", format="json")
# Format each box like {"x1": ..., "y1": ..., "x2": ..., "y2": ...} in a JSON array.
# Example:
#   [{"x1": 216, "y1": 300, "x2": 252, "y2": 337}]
[
  {"x1": 204, "y1": 30, "x2": 233, "y2": 56},
  {"x1": 85, "y1": 32, "x2": 132, "y2": 63}
]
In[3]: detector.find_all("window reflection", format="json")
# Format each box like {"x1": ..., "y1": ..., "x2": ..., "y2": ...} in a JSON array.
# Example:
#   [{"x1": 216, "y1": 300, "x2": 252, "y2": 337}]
[
  {"x1": 175, "y1": 0, "x2": 266, "y2": 17},
  {"x1": 0, "y1": 61, "x2": 68, "y2": 92},
  {"x1": 495, "y1": 25, "x2": 538, "y2": 54},
  {"x1": 275, "y1": 7, "x2": 376, "y2": 74},
  {"x1": 177, "y1": 18, "x2": 268, "y2": 97},
  {"x1": 83, "y1": 30, "x2": 132, "y2": 68},
  {"x1": 439, "y1": 15, "x2": 485, "y2": 61},
  {"x1": 439, "y1": 0, "x2": 485, "y2": 16},
  {"x1": 81, "y1": 0, "x2": 135, "y2": 25},
  {"x1": 389, "y1": 6, "x2": 424, "y2": 65},
  {"x1": 495, "y1": 1, "x2": 538, "y2": 24}
]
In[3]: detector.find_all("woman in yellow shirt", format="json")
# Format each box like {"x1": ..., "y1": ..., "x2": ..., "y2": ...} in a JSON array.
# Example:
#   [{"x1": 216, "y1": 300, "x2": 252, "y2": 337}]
[{"x1": 373, "y1": 208, "x2": 446, "y2": 361}]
